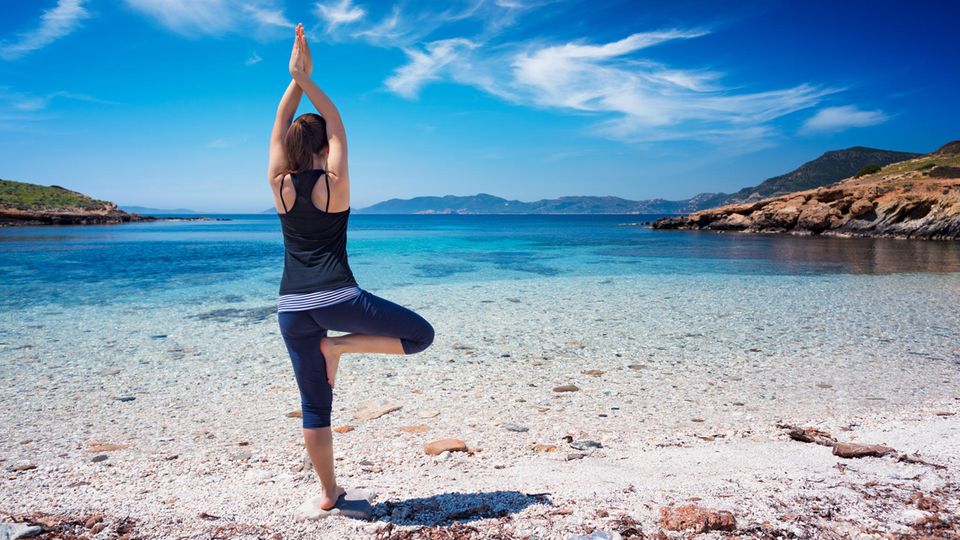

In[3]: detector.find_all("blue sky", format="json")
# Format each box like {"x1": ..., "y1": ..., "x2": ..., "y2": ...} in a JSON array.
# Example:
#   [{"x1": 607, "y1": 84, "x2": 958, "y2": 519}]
[{"x1": 1, "y1": 0, "x2": 957, "y2": 212}]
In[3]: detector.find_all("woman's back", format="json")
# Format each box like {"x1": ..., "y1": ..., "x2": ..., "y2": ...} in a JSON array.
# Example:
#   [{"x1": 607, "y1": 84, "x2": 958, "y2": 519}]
[{"x1": 277, "y1": 169, "x2": 357, "y2": 296}]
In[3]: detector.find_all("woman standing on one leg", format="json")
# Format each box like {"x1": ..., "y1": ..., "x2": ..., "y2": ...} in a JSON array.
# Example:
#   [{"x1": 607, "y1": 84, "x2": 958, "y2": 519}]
[{"x1": 267, "y1": 23, "x2": 435, "y2": 512}]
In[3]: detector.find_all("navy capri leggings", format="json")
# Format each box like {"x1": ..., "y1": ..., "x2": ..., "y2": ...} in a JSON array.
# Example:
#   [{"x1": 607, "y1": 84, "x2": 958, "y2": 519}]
[{"x1": 278, "y1": 289, "x2": 435, "y2": 429}]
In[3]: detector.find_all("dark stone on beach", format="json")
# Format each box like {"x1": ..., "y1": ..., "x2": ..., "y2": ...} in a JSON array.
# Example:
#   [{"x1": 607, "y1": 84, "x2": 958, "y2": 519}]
[
  {"x1": 500, "y1": 353, "x2": 511, "y2": 357},
  {"x1": 11, "y1": 462, "x2": 37, "y2": 472},
  {"x1": 502, "y1": 423, "x2": 529, "y2": 432},
  {"x1": 553, "y1": 384, "x2": 580, "y2": 392},
  {"x1": 116, "y1": 396, "x2": 136, "y2": 402},
  {"x1": 150, "y1": 334, "x2": 167, "y2": 339},
  {"x1": 570, "y1": 440, "x2": 602, "y2": 450},
  {"x1": 91, "y1": 454, "x2": 108, "y2": 463},
  {"x1": 565, "y1": 452, "x2": 586, "y2": 460}
]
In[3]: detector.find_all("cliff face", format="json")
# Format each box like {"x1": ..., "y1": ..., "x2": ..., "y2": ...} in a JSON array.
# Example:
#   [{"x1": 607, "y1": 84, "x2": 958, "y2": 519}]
[
  {"x1": 653, "y1": 143, "x2": 960, "y2": 240},
  {"x1": 0, "y1": 179, "x2": 151, "y2": 226}
]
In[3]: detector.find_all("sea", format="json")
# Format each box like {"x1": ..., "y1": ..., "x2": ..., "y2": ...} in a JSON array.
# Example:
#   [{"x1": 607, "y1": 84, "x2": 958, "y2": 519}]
[{"x1": 3, "y1": 213, "x2": 960, "y2": 313}]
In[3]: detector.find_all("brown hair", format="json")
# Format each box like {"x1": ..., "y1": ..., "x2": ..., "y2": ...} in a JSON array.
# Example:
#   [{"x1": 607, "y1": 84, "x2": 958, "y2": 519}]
[{"x1": 283, "y1": 113, "x2": 328, "y2": 174}]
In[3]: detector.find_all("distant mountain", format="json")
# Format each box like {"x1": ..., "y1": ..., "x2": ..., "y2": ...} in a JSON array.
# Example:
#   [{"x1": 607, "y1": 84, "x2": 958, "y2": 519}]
[
  {"x1": 121, "y1": 205, "x2": 198, "y2": 214},
  {"x1": 357, "y1": 146, "x2": 922, "y2": 215},
  {"x1": 357, "y1": 193, "x2": 694, "y2": 214}
]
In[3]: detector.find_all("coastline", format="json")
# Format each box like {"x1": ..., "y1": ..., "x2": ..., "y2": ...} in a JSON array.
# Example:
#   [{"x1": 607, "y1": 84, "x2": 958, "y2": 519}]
[{"x1": 2, "y1": 275, "x2": 958, "y2": 538}]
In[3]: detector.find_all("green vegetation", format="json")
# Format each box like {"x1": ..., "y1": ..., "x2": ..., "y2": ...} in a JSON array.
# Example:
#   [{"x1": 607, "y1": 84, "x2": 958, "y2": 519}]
[
  {"x1": 854, "y1": 164, "x2": 882, "y2": 178},
  {"x1": 0, "y1": 179, "x2": 109, "y2": 210}
]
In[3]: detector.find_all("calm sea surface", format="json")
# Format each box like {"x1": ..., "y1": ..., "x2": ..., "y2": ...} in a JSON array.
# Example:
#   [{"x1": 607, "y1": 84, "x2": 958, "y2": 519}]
[{"x1": 2, "y1": 213, "x2": 960, "y2": 312}]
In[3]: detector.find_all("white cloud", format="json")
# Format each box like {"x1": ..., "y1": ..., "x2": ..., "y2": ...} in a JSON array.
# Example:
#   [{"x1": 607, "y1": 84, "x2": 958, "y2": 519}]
[
  {"x1": 0, "y1": 0, "x2": 91, "y2": 60},
  {"x1": 243, "y1": 4, "x2": 292, "y2": 28},
  {"x1": 385, "y1": 30, "x2": 838, "y2": 143},
  {"x1": 245, "y1": 51, "x2": 262, "y2": 66},
  {"x1": 315, "y1": 0, "x2": 366, "y2": 29},
  {"x1": 385, "y1": 38, "x2": 479, "y2": 98},
  {"x1": 800, "y1": 105, "x2": 888, "y2": 134},
  {"x1": 124, "y1": 0, "x2": 290, "y2": 37}
]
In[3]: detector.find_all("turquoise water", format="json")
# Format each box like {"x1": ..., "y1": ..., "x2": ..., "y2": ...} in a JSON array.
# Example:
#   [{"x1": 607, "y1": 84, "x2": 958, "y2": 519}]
[{"x1": 2, "y1": 213, "x2": 960, "y2": 311}]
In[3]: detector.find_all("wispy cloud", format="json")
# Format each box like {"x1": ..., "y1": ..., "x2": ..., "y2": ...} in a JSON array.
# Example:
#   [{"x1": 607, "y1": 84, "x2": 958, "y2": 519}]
[
  {"x1": 384, "y1": 29, "x2": 838, "y2": 143},
  {"x1": 386, "y1": 39, "x2": 479, "y2": 98},
  {"x1": 0, "y1": 0, "x2": 91, "y2": 60},
  {"x1": 245, "y1": 51, "x2": 262, "y2": 66},
  {"x1": 0, "y1": 86, "x2": 115, "y2": 112},
  {"x1": 124, "y1": 0, "x2": 291, "y2": 37},
  {"x1": 315, "y1": 0, "x2": 366, "y2": 30},
  {"x1": 800, "y1": 105, "x2": 889, "y2": 134}
]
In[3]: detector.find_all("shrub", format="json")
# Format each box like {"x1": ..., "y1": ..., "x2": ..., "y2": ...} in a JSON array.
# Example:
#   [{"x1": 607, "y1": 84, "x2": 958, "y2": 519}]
[{"x1": 854, "y1": 164, "x2": 882, "y2": 178}]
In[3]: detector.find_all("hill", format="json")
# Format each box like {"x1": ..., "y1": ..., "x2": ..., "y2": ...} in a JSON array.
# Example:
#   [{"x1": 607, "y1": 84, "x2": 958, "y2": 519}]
[
  {"x1": 0, "y1": 179, "x2": 145, "y2": 226},
  {"x1": 652, "y1": 142, "x2": 960, "y2": 240}
]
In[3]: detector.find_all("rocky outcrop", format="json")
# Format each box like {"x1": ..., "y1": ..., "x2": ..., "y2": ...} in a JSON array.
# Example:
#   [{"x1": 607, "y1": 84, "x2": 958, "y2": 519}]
[
  {"x1": 653, "y1": 150, "x2": 960, "y2": 240},
  {"x1": 0, "y1": 203, "x2": 155, "y2": 226}
]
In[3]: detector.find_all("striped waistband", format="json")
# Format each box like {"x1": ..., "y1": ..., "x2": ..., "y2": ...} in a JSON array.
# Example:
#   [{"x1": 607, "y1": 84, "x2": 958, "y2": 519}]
[{"x1": 277, "y1": 285, "x2": 363, "y2": 313}]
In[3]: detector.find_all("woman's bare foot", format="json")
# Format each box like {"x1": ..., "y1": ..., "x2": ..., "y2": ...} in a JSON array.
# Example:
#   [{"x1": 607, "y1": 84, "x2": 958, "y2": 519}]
[
  {"x1": 318, "y1": 484, "x2": 346, "y2": 511},
  {"x1": 319, "y1": 336, "x2": 341, "y2": 389}
]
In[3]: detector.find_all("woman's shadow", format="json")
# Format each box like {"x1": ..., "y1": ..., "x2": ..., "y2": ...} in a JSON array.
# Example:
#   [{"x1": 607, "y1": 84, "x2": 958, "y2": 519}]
[{"x1": 368, "y1": 490, "x2": 553, "y2": 526}]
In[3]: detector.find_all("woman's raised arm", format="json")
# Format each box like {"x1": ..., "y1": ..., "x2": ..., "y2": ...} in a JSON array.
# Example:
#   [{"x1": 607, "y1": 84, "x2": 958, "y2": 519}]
[
  {"x1": 290, "y1": 31, "x2": 349, "y2": 188},
  {"x1": 268, "y1": 24, "x2": 313, "y2": 183}
]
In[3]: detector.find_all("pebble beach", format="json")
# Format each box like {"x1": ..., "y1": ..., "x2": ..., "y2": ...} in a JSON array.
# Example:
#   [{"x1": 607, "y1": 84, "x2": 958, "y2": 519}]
[{"x1": 2, "y1": 269, "x2": 959, "y2": 539}]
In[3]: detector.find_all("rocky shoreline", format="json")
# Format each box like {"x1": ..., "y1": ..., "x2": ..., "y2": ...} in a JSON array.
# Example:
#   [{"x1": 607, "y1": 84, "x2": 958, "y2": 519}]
[
  {"x1": 653, "y1": 142, "x2": 960, "y2": 240},
  {"x1": 0, "y1": 206, "x2": 225, "y2": 227}
]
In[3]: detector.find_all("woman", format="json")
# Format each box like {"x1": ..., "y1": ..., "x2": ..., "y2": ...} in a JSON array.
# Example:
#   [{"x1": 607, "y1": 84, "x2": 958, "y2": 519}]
[{"x1": 268, "y1": 23, "x2": 435, "y2": 512}]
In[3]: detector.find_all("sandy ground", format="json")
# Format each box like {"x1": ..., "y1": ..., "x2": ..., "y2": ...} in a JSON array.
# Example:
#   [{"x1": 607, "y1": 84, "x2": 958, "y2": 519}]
[{"x1": 2, "y1": 274, "x2": 959, "y2": 538}]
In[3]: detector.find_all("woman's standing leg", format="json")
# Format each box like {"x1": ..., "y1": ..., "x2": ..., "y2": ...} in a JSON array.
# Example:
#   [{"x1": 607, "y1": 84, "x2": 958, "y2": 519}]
[
  {"x1": 278, "y1": 310, "x2": 345, "y2": 510},
  {"x1": 313, "y1": 289, "x2": 436, "y2": 387}
]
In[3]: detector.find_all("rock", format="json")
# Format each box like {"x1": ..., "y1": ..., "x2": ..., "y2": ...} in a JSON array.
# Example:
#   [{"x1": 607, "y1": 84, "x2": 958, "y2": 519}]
[
  {"x1": 564, "y1": 452, "x2": 586, "y2": 460},
  {"x1": 353, "y1": 403, "x2": 402, "y2": 421},
  {"x1": 84, "y1": 514, "x2": 103, "y2": 528},
  {"x1": 399, "y1": 424, "x2": 430, "y2": 433},
  {"x1": 627, "y1": 364, "x2": 645, "y2": 370},
  {"x1": 115, "y1": 396, "x2": 136, "y2": 402},
  {"x1": 286, "y1": 410, "x2": 302, "y2": 418},
  {"x1": 293, "y1": 489, "x2": 375, "y2": 521},
  {"x1": 502, "y1": 423, "x2": 529, "y2": 432},
  {"x1": 785, "y1": 426, "x2": 836, "y2": 446},
  {"x1": 553, "y1": 384, "x2": 580, "y2": 392},
  {"x1": 532, "y1": 443, "x2": 557, "y2": 453},
  {"x1": 849, "y1": 198, "x2": 874, "y2": 217},
  {"x1": 91, "y1": 454, "x2": 108, "y2": 463},
  {"x1": 0, "y1": 523, "x2": 42, "y2": 539},
  {"x1": 417, "y1": 410, "x2": 440, "y2": 418},
  {"x1": 100, "y1": 368, "x2": 121, "y2": 376},
  {"x1": 570, "y1": 440, "x2": 602, "y2": 450},
  {"x1": 424, "y1": 438, "x2": 468, "y2": 455},
  {"x1": 832, "y1": 442, "x2": 896, "y2": 458},
  {"x1": 333, "y1": 425, "x2": 354, "y2": 433},
  {"x1": 10, "y1": 462, "x2": 36, "y2": 472},
  {"x1": 659, "y1": 504, "x2": 737, "y2": 533},
  {"x1": 582, "y1": 369, "x2": 604, "y2": 377}
]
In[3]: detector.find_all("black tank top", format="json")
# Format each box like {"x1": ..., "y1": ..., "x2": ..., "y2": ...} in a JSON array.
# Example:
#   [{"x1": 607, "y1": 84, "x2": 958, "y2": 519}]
[{"x1": 277, "y1": 169, "x2": 358, "y2": 295}]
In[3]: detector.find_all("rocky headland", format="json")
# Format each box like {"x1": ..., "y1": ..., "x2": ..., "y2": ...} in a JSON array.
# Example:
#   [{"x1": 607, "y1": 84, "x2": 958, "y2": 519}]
[
  {"x1": 653, "y1": 141, "x2": 960, "y2": 240},
  {"x1": 0, "y1": 179, "x2": 218, "y2": 226}
]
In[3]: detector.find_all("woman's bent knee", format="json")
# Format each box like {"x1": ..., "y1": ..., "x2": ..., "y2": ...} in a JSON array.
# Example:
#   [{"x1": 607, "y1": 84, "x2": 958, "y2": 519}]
[{"x1": 402, "y1": 319, "x2": 435, "y2": 354}]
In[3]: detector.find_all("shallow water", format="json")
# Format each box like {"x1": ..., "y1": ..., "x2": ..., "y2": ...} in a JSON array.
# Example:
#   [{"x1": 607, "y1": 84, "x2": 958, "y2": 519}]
[{"x1": 3, "y1": 214, "x2": 960, "y2": 313}]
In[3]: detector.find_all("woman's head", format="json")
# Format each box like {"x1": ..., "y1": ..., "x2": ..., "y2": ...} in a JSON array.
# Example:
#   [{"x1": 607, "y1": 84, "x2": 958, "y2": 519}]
[{"x1": 283, "y1": 113, "x2": 328, "y2": 173}]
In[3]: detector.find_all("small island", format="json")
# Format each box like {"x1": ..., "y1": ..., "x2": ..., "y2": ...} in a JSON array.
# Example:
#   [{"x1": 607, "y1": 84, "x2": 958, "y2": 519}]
[
  {"x1": 652, "y1": 141, "x2": 960, "y2": 240},
  {"x1": 0, "y1": 179, "x2": 222, "y2": 226}
]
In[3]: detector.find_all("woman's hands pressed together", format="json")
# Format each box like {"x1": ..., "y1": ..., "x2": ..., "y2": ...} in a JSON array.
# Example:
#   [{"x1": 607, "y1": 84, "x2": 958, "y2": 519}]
[{"x1": 289, "y1": 22, "x2": 313, "y2": 80}]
